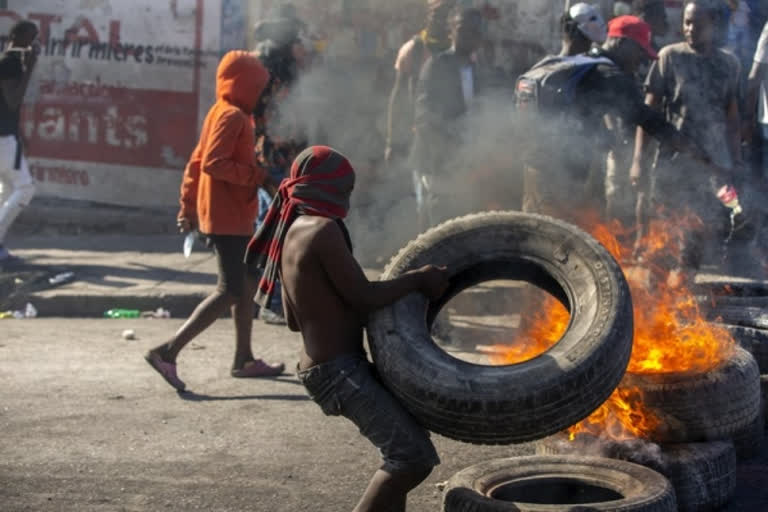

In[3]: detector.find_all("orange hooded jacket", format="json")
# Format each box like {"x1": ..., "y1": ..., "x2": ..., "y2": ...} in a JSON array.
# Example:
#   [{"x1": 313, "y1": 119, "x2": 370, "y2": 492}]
[{"x1": 179, "y1": 51, "x2": 270, "y2": 236}]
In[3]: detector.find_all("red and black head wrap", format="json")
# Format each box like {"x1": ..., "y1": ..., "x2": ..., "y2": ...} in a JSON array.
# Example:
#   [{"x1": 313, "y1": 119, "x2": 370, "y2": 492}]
[{"x1": 245, "y1": 145, "x2": 355, "y2": 308}]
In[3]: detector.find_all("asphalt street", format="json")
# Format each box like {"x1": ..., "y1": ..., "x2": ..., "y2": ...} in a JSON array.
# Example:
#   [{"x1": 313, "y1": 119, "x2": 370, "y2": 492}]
[{"x1": 1, "y1": 319, "x2": 767, "y2": 511}]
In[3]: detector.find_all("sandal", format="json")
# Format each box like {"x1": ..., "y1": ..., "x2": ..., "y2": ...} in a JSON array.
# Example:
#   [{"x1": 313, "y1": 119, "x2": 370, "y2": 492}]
[
  {"x1": 231, "y1": 359, "x2": 285, "y2": 378},
  {"x1": 144, "y1": 351, "x2": 186, "y2": 391}
]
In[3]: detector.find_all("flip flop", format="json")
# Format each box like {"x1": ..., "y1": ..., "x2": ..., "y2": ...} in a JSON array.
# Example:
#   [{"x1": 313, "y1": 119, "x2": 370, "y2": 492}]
[
  {"x1": 144, "y1": 351, "x2": 186, "y2": 391},
  {"x1": 231, "y1": 359, "x2": 286, "y2": 378}
]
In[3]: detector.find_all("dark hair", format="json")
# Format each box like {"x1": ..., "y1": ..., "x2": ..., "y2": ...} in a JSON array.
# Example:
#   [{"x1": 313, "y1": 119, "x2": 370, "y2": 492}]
[
  {"x1": 682, "y1": 0, "x2": 722, "y2": 21},
  {"x1": 9, "y1": 20, "x2": 38, "y2": 40},
  {"x1": 452, "y1": 7, "x2": 483, "y2": 28},
  {"x1": 632, "y1": 0, "x2": 665, "y2": 15}
]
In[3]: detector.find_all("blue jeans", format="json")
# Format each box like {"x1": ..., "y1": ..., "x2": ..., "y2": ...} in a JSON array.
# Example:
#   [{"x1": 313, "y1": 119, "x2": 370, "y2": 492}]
[{"x1": 297, "y1": 354, "x2": 439, "y2": 474}]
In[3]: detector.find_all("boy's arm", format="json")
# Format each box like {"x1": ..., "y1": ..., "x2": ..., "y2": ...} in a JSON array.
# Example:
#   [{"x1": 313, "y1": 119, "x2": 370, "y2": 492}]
[
  {"x1": 315, "y1": 221, "x2": 447, "y2": 315},
  {"x1": 202, "y1": 109, "x2": 267, "y2": 187}
]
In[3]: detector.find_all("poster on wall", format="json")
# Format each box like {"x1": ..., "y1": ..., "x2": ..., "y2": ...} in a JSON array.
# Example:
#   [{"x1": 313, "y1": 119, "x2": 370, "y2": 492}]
[{"x1": 0, "y1": 0, "x2": 235, "y2": 208}]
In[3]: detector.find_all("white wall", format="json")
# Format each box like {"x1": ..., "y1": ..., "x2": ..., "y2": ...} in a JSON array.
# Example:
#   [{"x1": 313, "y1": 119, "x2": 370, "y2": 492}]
[{"x1": 1, "y1": 0, "x2": 231, "y2": 208}]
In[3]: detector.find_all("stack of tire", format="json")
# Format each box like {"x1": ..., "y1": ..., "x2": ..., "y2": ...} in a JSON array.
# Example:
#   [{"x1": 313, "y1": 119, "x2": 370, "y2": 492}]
[
  {"x1": 700, "y1": 282, "x2": 768, "y2": 429},
  {"x1": 535, "y1": 317, "x2": 763, "y2": 510},
  {"x1": 368, "y1": 212, "x2": 679, "y2": 511}
]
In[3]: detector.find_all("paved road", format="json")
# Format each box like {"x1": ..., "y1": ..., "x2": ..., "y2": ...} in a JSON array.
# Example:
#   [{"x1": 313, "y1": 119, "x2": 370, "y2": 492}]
[{"x1": 1, "y1": 319, "x2": 767, "y2": 511}]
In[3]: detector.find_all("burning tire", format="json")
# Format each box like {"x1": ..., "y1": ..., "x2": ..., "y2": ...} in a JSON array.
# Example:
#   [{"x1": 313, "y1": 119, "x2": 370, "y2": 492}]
[
  {"x1": 717, "y1": 324, "x2": 768, "y2": 374},
  {"x1": 442, "y1": 455, "x2": 676, "y2": 512},
  {"x1": 621, "y1": 346, "x2": 760, "y2": 443},
  {"x1": 367, "y1": 212, "x2": 634, "y2": 444},
  {"x1": 535, "y1": 435, "x2": 736, "y2": 512}
]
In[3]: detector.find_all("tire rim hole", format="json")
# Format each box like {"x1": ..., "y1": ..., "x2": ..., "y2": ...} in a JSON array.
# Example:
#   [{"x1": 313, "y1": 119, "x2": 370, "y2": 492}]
[
  {"x1": 489, "y1": 477, "x2": 624, "y2": 504},
  {"x1": 431, "y1": 278, "x2": 571, "y2": 365}
]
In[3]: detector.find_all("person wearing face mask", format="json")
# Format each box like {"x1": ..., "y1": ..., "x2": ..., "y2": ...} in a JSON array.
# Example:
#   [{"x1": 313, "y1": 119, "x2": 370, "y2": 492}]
[
  {"x1": 559, "y1": 3, "x2": 608, "y2": 57},
  {"x1": 245, "y1": 146, "x2": 449, "y2": 512}
]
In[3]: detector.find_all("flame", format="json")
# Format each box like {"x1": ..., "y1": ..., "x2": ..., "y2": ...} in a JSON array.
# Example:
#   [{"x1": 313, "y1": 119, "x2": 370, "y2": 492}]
[
  {"x1": 490, "y1": 210, "x2": 736, "y2": 440},
  {"x1": 567, "y1": 387, "x2": 661, "y2": 441},
  {"x1": 490, "y1": 296, "x2": 569, "y2": 365}
]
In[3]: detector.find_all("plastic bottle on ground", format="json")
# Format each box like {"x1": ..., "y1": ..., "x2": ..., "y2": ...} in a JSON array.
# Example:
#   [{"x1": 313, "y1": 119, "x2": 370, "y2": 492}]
[
  {"x1": 49, "y1": 272, "x2": 75, "y2": 286},
  {"x1": 104, "y1": 309, "x2": 141, "y2": 319}
]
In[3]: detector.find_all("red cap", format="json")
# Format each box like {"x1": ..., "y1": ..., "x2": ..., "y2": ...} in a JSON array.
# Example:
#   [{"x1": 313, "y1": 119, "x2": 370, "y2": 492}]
[{"x1": 607, "y1": 15, "x2": 658, "y2": 59}]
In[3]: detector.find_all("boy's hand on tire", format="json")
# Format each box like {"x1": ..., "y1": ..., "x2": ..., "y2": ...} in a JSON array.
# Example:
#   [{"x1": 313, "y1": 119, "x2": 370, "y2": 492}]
[{"x1": 417, "y1": 265, "x2": 449, "y2": 300}]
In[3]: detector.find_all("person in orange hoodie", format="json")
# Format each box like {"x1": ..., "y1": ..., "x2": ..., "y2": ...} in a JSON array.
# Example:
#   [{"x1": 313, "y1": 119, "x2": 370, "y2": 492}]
[{"x1": 145, "y1": 50, "x2": 285, "y2": 391}]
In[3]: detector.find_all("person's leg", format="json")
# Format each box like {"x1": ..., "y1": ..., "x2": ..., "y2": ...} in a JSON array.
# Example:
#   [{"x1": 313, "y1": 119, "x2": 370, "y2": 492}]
[
  {"x1": 298, "y1": 356, "x2": 439, "y2": 511},
  {"x1": 232, "y1": 273, "x2": 257, "y2": 369},
  {"x1": 152, "y1": 291, "x2": 235, "y2": 364},
  {"x1": 231, "y1": 267, "x2": 285, "y2": 377},
  {"x1": 314, "y1": 357, "x2": 439, "y2": 511},
  {"x1": 0, "y1": 147, "x2": 35, "y2": 256},
  {"x1": 148, "y1": 235, "x2": 238, "y2": 371},
  {"x1": 353, "y1": 467, "x2": 432, "y2": 512}
]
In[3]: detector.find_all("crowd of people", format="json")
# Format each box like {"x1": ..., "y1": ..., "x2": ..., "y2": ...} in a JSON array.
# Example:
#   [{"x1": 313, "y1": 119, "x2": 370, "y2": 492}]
[{"x1": 3, "y1": 1, "x2": 768, "y2": 510}]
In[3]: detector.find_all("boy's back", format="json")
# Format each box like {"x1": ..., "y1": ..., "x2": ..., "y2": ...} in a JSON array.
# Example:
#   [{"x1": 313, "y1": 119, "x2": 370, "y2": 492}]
[{"x1": 281, "y1": 216, "x2": 365, "y2": 370}]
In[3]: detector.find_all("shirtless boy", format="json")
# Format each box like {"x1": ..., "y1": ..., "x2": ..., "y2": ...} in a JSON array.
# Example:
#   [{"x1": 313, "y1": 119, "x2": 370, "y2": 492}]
[{"x1": 246, "y1": 145, "x2": 449, "y2": 512}]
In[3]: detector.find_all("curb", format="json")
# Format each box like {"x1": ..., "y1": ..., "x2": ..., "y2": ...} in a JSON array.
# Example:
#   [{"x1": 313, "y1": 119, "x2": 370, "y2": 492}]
[{"x1": 7, "y1": 292, "x2": 209, "y2": 318}]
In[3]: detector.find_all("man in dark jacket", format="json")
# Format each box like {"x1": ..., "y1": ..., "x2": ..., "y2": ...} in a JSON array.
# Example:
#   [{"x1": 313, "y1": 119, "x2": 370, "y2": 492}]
[{"x1": 410, "y1": 7, "x2": 484, "y2": 230}]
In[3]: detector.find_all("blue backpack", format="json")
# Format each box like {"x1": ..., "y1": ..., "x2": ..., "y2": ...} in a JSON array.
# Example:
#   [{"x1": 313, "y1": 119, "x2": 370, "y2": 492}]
[{"x1": 515, "y1": 54, "x2": 615, "y2": 115}]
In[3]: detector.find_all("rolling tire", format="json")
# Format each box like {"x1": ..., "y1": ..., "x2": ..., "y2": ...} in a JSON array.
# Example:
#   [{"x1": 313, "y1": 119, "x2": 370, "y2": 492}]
[
  {"x1": 535, "y1": 435, "x2": 736, "y2": 512},
  {"x1": 621, "y1": 347, "x2": 761, "y2": 443},
  {"x1": 442, "y1": 455, "x2": 676, "y2": 512},
  {"x1": 367, "y1": 212, "x2": 634, "y2": 444}
]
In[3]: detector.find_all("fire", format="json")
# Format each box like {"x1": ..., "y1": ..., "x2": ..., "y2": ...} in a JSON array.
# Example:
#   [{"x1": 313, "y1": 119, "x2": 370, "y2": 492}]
[
  {"x1": 490, "y1": 210, "x2": 736, "y2": 440},
  {"x1": 490, "y1": 295, "x2": 569, "y2": 365},
  {"x1": 592, "y1": 215, "x2": 736, "y2": 376},
  {"x1": 566, "y1": 387, "x2": 661, "y2": 441}
]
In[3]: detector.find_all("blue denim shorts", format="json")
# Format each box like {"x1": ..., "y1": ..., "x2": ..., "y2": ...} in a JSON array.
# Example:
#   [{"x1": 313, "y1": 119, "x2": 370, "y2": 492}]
[{"x1": 297, "y1": 354, "x2": 440, "y2": 474}]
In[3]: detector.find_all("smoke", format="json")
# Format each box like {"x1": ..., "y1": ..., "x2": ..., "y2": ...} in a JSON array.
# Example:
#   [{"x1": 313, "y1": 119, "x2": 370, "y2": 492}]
[
  {"x1": 272, "y1": 58, "x2": 585, "y2": 264},
  {"x1": 545, "y1": 433, "x2": 665, "y2": 469},
  {"x1": 268, "y1": 38, "x2": 760, "y2": 281}
]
